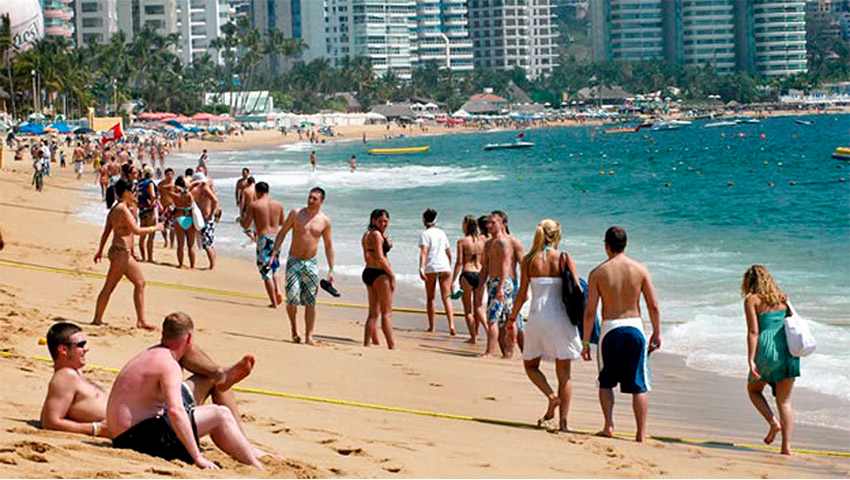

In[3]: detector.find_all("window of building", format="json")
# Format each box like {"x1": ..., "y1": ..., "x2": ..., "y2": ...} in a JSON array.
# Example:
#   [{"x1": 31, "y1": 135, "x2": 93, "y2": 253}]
[{"x1": 144, "y1": 5, "x2": 165, "y2": 15}]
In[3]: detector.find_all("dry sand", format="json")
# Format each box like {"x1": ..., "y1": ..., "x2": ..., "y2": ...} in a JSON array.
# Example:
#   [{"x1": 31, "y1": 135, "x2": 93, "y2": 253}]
[{"x1": 0, "y1": 138, "x2": 849, "y2": 477}]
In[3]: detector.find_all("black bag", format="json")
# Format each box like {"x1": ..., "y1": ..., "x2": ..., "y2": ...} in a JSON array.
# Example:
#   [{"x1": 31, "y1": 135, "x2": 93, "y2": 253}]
[{"x1": 560, "y1": 252, "x2": 585, "y2": 326}]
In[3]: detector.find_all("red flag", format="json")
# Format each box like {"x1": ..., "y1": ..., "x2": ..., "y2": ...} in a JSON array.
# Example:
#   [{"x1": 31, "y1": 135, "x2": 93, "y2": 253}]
[{"x1": 100, "y1": 122, "x2": 123, "y2": 145}]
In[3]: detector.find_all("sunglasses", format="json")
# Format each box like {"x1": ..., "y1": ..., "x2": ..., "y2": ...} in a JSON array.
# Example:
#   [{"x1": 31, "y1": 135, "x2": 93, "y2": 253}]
[{"x1": 64, "y1": 340, "x2": 87, "y2": 349}]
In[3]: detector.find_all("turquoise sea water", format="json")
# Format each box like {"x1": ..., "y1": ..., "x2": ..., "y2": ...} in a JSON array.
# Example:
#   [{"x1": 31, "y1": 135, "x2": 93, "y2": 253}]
[{"x1": 79, "y1": 114, "x2": 850, "y2": 428}]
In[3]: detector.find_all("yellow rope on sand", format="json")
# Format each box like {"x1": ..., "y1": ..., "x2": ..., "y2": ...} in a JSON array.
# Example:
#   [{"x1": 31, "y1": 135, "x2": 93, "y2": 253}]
[{"x1": 2, "y1": 259, "x2": 850, "y2": 459}]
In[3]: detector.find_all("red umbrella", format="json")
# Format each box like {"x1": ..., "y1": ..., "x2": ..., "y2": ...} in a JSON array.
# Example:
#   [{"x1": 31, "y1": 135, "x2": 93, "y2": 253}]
[{"x1": 192, "y1": 112, "x2": 214, "y2": 122}]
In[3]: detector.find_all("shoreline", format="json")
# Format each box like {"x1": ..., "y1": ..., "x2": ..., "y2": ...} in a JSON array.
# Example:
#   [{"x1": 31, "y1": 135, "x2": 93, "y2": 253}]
[{"x1": 0, "y1": 138, "x2": 849, "y2": 475}]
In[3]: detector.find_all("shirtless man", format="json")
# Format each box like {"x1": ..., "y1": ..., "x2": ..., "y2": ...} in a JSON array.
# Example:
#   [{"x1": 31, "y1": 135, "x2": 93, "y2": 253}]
[
  {"x1": 581, "y1": 226, "x2": 661, "y2": 443},
  {"x1": 240, "y1": 182, "x2": 285, "y2": 307},
  {"x1": 106, "y1": 313, "x2": 262, "y2": 468},
  {"x1": 73, "y1": 143, "x2": 85, "y2": 180},
  {"x1": 502, "y1": 212, "x2": 527, "y2": 351},
  {"x1": 308, "y1": 151, "x2": 317, "y2": 171},
  {"x1": 235, "y1": 168, "x2": 250, "y2": 207},
  {"x1": 190, "y1": 173, "x2": 220, "y2": 270},
  {"x1": 197, "y1": 149, "x2": 208, "y2": 170},
  {"x1": 41, "y1": 321, "x2": 258, "y2": 443},
  {"x1": 92, "y1": 178, "x2": 162, "y2": 329},
  {"x1": 479, "y1": 211, "x2": 516, "y2": 358},
  {"x1": 158, "y1": 168, "x2": 177, "y2": 248},
  {"x1": 271, "y1": 187, "x2": 335, "y2": 345}
]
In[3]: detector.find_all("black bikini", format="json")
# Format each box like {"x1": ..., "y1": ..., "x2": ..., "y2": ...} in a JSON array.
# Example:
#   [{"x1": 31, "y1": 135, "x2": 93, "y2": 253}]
[
  {"x1": 460, "y1": 271, "x2": 480, "y2": 289},
  {"x1": 362, "y1": 232, "x2": 393, "y2": 286}
]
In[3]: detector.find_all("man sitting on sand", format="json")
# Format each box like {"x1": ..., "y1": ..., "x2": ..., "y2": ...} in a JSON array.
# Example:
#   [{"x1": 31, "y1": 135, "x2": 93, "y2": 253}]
[
  {"x1": 107, "y1": 312, "x2": 262, "y2": 468},
  {"x1": 41, "y1": 322, "x2": 257, "y2": 451},
  {"x1": 271, "y1": 187, "x2": 335, "y2": 345},
  {"x1": 581, "y1": 226, "x2": 661, "y2": 442}
]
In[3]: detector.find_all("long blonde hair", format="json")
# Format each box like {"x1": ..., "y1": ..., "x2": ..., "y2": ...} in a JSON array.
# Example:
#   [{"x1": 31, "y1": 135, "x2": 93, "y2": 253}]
[
  {"x1": 741, "y1": 265, "x2": 786, "y2": 306},
  {"x1": 524, "y1": 219, "x2": 561, "y2": 266}
]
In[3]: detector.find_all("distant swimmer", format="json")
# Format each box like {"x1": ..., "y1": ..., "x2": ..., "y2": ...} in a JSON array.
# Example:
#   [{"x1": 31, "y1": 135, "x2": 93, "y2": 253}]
[
  {"x1": 309, "y1": 150, "x2": 317, "y2": 172},
  {"x1": 349, "y1": 154, "x2": 357, "y2": 172},
  {"x1": 235, "y1": 168, "x2": 250, "y2": 209},
  {"x1": 581, "y1": 226, "x2": 661, "y2": 443},
  {"x1": 361, "y1": 209, "x2": 396, "y2": 349},
  {"x1": 92, "y1": 178, "x2": 163, "y2": 329}
]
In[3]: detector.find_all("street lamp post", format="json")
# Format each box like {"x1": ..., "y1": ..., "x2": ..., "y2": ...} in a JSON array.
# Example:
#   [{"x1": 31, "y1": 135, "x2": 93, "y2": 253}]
[
  {"x1": 30, "y1": 69, "x2": 36, "y2": 113},
  {"x1": 112, "y1": 78, "x2": 117, "y2": 114}
]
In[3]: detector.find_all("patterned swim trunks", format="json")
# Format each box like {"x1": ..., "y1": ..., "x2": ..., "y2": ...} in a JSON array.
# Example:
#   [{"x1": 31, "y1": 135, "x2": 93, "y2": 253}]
[
  {"x1": 256, "y1": 234, "x2": 280, "y2": 280},
  {"x1": 286, "y1": 256, "x2": 319, "y2": 306},
  {"x1": 486, "y1": 277, "x2": 514, "y2": 328},
  {"x1": 201, "y1": 217, "x2": 216, "y2": 249}
]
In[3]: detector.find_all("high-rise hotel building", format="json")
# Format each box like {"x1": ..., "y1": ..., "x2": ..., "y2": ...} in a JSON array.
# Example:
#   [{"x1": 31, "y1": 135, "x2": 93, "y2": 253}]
[{"x1": 590, "y1": 0, "x2": 807, "y2": 77}]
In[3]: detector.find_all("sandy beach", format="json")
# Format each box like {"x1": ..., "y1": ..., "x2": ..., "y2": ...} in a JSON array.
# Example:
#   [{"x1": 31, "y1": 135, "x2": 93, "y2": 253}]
[{"x1": 0, "y1": 129, "x2": 849, "y2": 478}]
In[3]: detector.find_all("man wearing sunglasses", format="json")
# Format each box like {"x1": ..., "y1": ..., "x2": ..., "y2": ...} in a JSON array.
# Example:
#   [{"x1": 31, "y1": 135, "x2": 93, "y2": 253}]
[{"x1": 40, "y1": 321, "x2": 257, "y2": 452}]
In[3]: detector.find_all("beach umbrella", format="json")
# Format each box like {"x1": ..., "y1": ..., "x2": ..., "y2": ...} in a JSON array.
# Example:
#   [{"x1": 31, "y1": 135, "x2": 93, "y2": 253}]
[
  {"x1": 48, "y1": 121, "x2": 73, "y2": 134},
  {"x1": 73, "y1": 127, "x2": 94, "y2": 134},
  {"x1": 17, "y1": 122, "x2": 45, "y2": 135},
  {"x1": 192, "y1": 112, "x2": 215, "y2": 122}
]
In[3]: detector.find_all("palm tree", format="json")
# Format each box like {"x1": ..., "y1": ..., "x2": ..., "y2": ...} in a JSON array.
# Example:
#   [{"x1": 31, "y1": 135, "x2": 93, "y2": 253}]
[{"x1": 0, "y1": 14, "x2": 15, "y2": 118}]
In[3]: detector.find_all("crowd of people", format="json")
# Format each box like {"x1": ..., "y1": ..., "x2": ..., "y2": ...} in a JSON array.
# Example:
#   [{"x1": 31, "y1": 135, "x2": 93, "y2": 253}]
[{"x1": 0, "y1": 137, "x2": 805, "y2": 468}]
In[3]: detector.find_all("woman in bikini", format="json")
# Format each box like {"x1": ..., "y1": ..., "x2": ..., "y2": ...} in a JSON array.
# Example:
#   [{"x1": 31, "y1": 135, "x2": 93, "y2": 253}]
[
  {"x1": 172, "y1": 176, "x2": 197, "y2": 269},
  {"x1": 452, "y1": 215, "x2": 486, "y2": 344},
  {"x1": 93, "y1": 179, "x2": 162, "y2": 330},
  {"x1": 361, "y1": 209, "x2": 395, "y2": 349}
]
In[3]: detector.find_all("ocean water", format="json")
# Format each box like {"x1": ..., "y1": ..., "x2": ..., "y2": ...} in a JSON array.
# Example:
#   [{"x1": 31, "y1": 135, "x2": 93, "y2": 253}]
[{"x1": 78, "y1": 115, "x2": 850, "y2": 429}]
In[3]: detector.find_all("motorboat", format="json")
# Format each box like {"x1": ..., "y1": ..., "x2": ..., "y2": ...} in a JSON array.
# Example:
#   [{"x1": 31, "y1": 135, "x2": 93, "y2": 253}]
[
  {"x1": 367, "y1": 145, "x2": 430, "y2": 155},
  {"x1": 794, "y1": 119, "x2": 814, "y2": 126},
  {"x1": 832, "y1": 147, "x2": 850, "y2": 160},
  {"x1": 650, "y1": 122, "x2": 680, "y2": 131},
  {"x1": 669, "y1": 119, "x2": 692, "y2": 126},
  {"x1": 483, "y1": 141, "x2": 535, "y2": 151},
  {"x1": 704, "y1": 120, "x2": 738, "y2": 128}
]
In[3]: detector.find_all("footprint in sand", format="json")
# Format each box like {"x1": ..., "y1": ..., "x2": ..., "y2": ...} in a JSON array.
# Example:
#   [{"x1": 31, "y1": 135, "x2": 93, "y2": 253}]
[
  {"x1": 335, "y1": 447, "x2": 364, "y2": 457},
  {"x1": 14, "y1": 440, "x2": 53, "y2": 463},
  {"x1": 428, "y1": 382, "x2": 443, "y2": 387},
  {"x1": 484, "y1": 396, "x2": 497, "y2": 401},
  {"x1": 383, "y1": 466, "x2": 402, "y2": 473},
  {"x1": 319, "y1": 439, "x2": 337, "y2": 445}
]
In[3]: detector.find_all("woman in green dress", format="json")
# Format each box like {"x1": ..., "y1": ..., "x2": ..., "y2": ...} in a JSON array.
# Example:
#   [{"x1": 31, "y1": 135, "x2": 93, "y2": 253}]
[{"x1": 741, "y1": 265, "x2": 799, "y2": 455}]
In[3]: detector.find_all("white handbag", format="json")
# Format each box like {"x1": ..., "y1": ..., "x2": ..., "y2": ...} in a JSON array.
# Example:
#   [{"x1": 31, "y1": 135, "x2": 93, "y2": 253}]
[{"x1": 784, "y1": 302, "x2": 816, "y2": 357}]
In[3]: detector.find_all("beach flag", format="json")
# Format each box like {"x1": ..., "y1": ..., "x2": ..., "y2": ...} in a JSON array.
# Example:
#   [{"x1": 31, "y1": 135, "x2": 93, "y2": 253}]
[{"x1": 101, "y1": 122, "x2": 123, "y2": 145}]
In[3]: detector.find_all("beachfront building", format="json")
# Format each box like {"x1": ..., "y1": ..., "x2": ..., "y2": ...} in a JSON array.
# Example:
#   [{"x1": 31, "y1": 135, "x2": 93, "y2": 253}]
[
  {"x1": 468, "y1": 0, "x2": 560, "y2": 79},
  {"x1": 590, "y1": 0, "x2": 807, "y2": 77},
  {"x1": 74, "y1": 0, "x2": 119, "y2": 45},
  {"x1": 739, "y1": 0, "x2": 808, "y2": 76},
  {"x1": 413, "y1": 0, "x2": 474, "y2": 71},
  {"x1": 116, "y1": 0, "x2": 230, "y2": 64},
  {"x1": 251, "y1": 0, "x2": 329, "y2": 69},
  {"x1": 41, "y1": 0, "x2": 75, "y2": 40}
]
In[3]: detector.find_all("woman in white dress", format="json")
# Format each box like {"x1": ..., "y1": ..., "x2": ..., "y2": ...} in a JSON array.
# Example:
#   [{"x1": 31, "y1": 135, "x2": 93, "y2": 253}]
[{"x1": 509, "y1": 219, "x2": 583, "y2": 432}]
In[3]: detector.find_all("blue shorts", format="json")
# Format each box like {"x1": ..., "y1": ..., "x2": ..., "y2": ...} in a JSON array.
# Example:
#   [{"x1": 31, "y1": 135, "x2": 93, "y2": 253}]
[{"x1": 597, "y1": 318, "x2": 650, "y2": 394}]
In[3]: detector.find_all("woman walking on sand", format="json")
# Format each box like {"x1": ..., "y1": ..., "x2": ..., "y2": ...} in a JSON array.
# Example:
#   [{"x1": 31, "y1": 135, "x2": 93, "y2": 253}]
[
  {"x1": 742, "y1": 265, "x2": 799, "y2": 455},
  {"x1": 510, "y1": 219, "x2": 582, "y2": 432},
  {"x1": 362, "y1": 209, "x2": 396, "y2": 349},
  {"x1": 418, "y1": 209, "x2": 455, "y2": 335},
  {"x1": 93, "y1": 179, "x2": 162, "y2": 330},
  {"x1": 452, "y1": 215, "x2": 486, "y2": 344}
]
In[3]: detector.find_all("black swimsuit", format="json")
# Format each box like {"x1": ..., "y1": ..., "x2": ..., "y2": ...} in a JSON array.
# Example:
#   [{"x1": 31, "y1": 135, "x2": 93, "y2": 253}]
[
  {"x1": 362, "y1": 232, "x2": 392, "y2": 286},
  {"x1": 460, "y1": 271, "x2": 480, "y2": 289}
]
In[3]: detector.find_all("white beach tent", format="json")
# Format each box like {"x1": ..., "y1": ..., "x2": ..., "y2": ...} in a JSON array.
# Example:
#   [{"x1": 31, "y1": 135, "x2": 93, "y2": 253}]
[
  {"x1": 452, "y1": 109, "x2": 471, "y2": 118},
  {"x1": 365, "y1": 111, "x2": 387, "y2": 124}
]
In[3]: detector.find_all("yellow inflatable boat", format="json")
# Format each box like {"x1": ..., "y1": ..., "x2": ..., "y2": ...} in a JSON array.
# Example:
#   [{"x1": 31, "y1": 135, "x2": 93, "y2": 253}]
[{"x1": 367, "y1": 146, "x2": 430, "y2": 155}]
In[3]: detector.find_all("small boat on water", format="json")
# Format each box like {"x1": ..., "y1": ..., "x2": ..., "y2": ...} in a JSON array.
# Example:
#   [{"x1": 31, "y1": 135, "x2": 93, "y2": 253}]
[
  {"x1": 650, "y1": 122, "x2": 680, "y2": 131},
  {"x1": 604, "y1": 126, "x2": 640, "y2": 134},
  {"x1": 367, "y1": 145, "x2": 430, "y2": 155},
  {"x1": 737, "y1": 118, "x2": 761, "y2": 124},
  {"x1": 669, "y1": 119, "x2": 693, "y2": 126},
  {"x1": 704, "y1": 120, "x2": 738, "y2": 128},
  {"x1": 832, "y1": 147, "x2": 850, "y2": 160},
  {"x1": 795, "y1": 119, "x2": 814, "y2": 126},
  {"x1": 483, "y1": 141, "x2": 535, "y2": 151}
]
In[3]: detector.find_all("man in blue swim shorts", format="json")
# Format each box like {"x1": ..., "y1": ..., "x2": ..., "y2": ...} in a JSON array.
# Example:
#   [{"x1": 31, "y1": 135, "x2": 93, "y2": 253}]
[
  {"x1": 481, "y1": 211, "x2": 521, "y2": 358},
  {"x1": 272, "y1": 187, "x2": 335, "y2": 345},
  {"x1": 581, "y1": 226, "x2": 661, "y2": 443},
  {"x1": 240, "y1": 182, "x2": 286, "y2": 308}
]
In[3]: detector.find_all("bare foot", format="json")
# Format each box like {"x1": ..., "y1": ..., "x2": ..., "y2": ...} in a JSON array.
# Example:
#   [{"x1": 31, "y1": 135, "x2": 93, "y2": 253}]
[
  {"x1": 275, "y1": 292, "x2": 284, "y2": 305},
  {"x1": 91, "y1": 320, "x2": 104, "y2": 326},
  {"x1": 764, "y1": 421, "x2": 781, "y2": 445},
  {"x1": 596, "y1": 426, "x2": 614, "y2": 438},
  {"x1": 464, "y1": 338, "x2": 476, "y2": 344},
  {"x1": 781, "y1": 447, "x2": 791, "y2": 455},
  {"x1": 217, "y1": 355, "x2": 255, "y2": 391},
  {"x1": 304, "y1": 337, "x2": 315, "y2": 346},
  {"x1": 559, "y1": 418, "x2": 569, "y2": 433},
  {"x1": 292, "y1": 335, "x2": 301, "y2": 344},
  {"x1": 268, "y1": 303, "x2": 278, "y2": 309},
  {"x1": 426, "y1": 328, "x2": 436, "y2": 333},
  {"x1": 449, "y1": 328, "x2": 457, "y2": 336},
  {"x1": 137, "y1": 322, "x2": 157, "y2": 331}
]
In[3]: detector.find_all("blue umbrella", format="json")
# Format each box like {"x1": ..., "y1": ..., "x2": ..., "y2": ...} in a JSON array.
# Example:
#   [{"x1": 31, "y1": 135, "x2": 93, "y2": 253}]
[
  {"x1": 48, "y1": 121, "x2": 73, "y2": 134},
  {"x1": 17, "y1": 122, "x2": 45, "y2": 135}
]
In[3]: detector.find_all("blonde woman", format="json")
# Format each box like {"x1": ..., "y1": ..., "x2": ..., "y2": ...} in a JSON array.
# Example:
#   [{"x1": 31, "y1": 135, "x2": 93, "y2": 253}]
[
  {"x1": 509, "y1": 219, "x2": 582, "y2": 432},
  {"x1": 742, "y1": 265, "x2": 799, "y2": 455}
]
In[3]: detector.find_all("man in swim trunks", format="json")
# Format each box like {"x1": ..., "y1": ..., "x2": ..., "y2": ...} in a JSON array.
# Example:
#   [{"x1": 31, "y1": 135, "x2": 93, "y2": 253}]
[
  {"x1": 238, "y1": 176, "x2": 256, "y2": 242},
  {"x1": 41, "y1": 321, "x2": 257, "y2": 442},
  {"x1": 157, "y1": 168, "x2": 177, "y2": 248},
  {"x1": 581, "y1": 226, "x2": 661, "y2": 443},
  {"x1": 479, "y1": 211, "x2": 517, "y2": 358},
  {"x1": 241, "y1": 182, "x2": 286, "y2": 308},
  {"x1": 235, "y1": 168, "x2": 250, "y2": 208},
  {"x1": 106, "y1": 313, "x2": 262, "y2": 468},
  {"x1": 271, "y1": 187, "x2": 335, "y2": 345},
  {"x1": 190, "y1": 172, "x2": 219, "y2": 270},
  {"x1": 499, "y1": 210, "x2": 527, "y2": 351}
]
